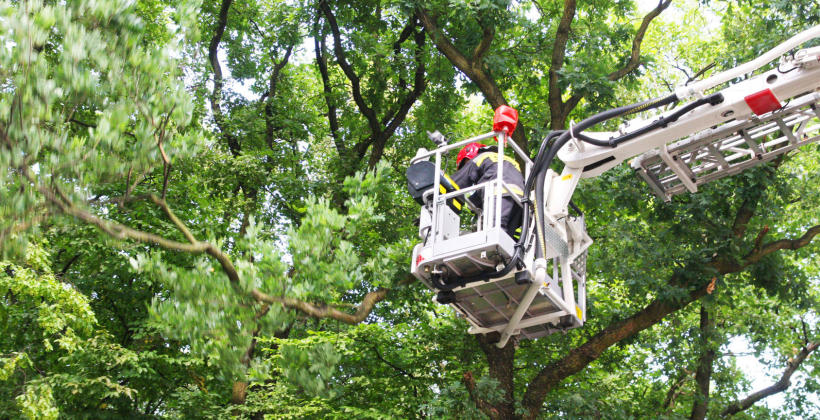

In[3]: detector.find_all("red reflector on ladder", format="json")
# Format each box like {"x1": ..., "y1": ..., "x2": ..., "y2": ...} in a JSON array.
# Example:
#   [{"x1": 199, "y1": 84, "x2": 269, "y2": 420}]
[{"x1": 744, "y1": 89, "x2": 782, "y2": 115}]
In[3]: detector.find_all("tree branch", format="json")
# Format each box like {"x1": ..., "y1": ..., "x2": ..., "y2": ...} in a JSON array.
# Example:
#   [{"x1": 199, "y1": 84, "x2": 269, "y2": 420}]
[
  {"x1": 472, "y1": 18, "x2": 494, "y2": 65},
  {"x1": 34, "y1": 178, "x2": 242, "y2": 287},
  {"x1": 721, "y1": 342, "x2": 818, "y2": 417},
  {"x1": 208, "y1": 0, "x2": 241, "y2": 156},
  {"x1": 731, "y1": 158, "x2": 783, "y2": 238},
  {"x1": 415, "y1": 7, "x2": 528, "y2": 153},
  {"x1": 251, "y1": 287, "x2": 389, "y2": 325},
  {"x1": 319, "y1": 0, "x2": 381, "y2": 137},
  {"x1": 462, "y1": 371, "x2": 501, "y2": 419},
  {"x1": 314, "y1": 16, "x2": 343, "y2": 156},
  {"x1": 0, "y1": 210, "x2": 50, "y2": 244},
  {"x1": 392, "y1": 16, "x2": 418, "y2": 90},
  {"x1": 369, "y1": 24, "x2": 427, "y2": 168},
  {"x1": 148, "y1": 194, "x2": 197, "y2": 244},
  {"x1": 548, "y1": 0, "x2": 671, "y2": 129},
  {"x1": 264, "y1": 44, "x2": 294, "y2": 149},
  {"x1": 662, "y1": 369, "x2": 692, "y2": 413},
  {"x1": 741, "y1": 224, "x2": 820, "y2": 267},
  {"x1": 690, "y1": 303, "x2": 717, "y2": 420},
  {"x1": 547, "y1": 0, "x2": 577, "y2": 126},
  {"x1": 521, "y1": 217, "x2": 820, "y2": 418},
  {"x1": 606, "y1": 0, "x2": 672, "y2": 81},
  {"x1": 364, "y1": 339, "x2": 416, "y2": 379},
  {"x1": 251, "y1": 275, "x2": 414, "y2": 324}
]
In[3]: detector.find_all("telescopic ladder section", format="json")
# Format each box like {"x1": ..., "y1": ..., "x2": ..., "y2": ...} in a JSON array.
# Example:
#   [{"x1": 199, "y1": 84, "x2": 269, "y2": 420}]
[{"x1": 633, "y1": 93, "x2": 820, "y2": 200}]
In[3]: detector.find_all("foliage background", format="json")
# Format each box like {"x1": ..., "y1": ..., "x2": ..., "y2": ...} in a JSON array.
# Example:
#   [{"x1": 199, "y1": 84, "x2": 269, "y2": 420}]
[{"x1": 0, "y1": 0, "x2": 818, "y2": 418}]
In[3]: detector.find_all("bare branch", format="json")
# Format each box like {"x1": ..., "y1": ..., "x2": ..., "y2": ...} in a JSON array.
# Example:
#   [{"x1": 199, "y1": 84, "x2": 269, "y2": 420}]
[
  {"x1": 472, "y1": 19, "x2": 494, "y2": 64},
  {"x1": 662, "y1": 369, "x2": 692, "y2": 413},
  {"x1": 314, "y1": 15, "x2": 343, "y2": 155},
  {"x1": 148, "y1": 194, "x2": 196, "y2": 244},
  {"x1": 240, "y1": 304, "x2": 270, "y2": 366},
  {"x1": 742, "y1": 224, "x2": 820, "y2": 267},
  {"x1": 690, "y1": 303, "x2": 717, "y2": 420},
  {"x1": 362, "y1": 338, "x2": 417, "y2": 379},
  {"x1": 686, "y1": 62, "x2": 716, "y2": 85},
  {"x1": 721, "y1": 343, "x2": 818, "y2": 417},
  {"x1": 0, "y1": 210, "x2": 50, "y2": 243},
  {"x1": 208, "y1": 0, "x2": 241, "y2": 156},
  {"x1": 546, "y1": 0, "x2": 577, "y2": 129},
  {"x1": 750, "y1": 225, "x2": 770, "y2": 254},
  {"x1": 319, "y1": 0, "x2": 381, "y2": 136},
  {"x1": 415, "y1": 8, "x2": 472, "y2": 79},
  {"x1": 34, "y1": 177, "x2": 243, "y2": 287},
  {"x1": 251, "y1": 276, "x2": 414, "y2": 324},
  {"x1": 416, "y1": 7, "x2": 527, "y2": 152},
  {"x1": 369, "y1": 24, "x2": 427, "y2": 167},
  {"x1": 251, "y1": 287, "x2": 389, "y2": 324},
  {"x1": 264, "y1": 43, "x2": 295, "y2": 148},
  {"x1": 462, "y1": 371, "x2": 501, "y2": 418},
  {"x1": 607, "y1": 0, "x2": 673, "y2": 81},
  {"x1": 43, "y1": 188, "x2": 206, "y2": 254}
]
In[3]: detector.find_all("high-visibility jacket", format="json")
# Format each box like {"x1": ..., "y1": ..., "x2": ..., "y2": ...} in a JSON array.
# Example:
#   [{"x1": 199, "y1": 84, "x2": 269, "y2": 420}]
[
  {"x1": 450, "y1": 150, "x2": 525, "y2": 202},
  {"x1": 450, "y1": 150, "x2": 524, "y2": 237}
]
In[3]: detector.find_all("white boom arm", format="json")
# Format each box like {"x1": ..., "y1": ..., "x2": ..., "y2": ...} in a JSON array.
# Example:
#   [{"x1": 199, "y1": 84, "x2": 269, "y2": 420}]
[
  {"x1": 408, "y1": 26, "x2": 820, "y2": 348},
  {"x1": 546, "y1": 25, "x2": 820, "y2": 216}
]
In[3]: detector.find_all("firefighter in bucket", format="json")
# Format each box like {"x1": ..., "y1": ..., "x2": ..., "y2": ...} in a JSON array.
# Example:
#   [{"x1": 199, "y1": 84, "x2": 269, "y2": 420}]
[{"x1": 450, "y1": 106, "x2": 525, "y2": 239}]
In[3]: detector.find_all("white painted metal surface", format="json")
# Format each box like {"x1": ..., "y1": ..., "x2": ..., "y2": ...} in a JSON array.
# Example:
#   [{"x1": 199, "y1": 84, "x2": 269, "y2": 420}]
[{"x1": 408, "y1": 25, "x2": 820, "y2": 347}]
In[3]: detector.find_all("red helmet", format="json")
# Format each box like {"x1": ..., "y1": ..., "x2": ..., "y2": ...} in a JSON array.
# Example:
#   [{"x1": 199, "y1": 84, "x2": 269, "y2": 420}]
[{"x1": 456, "y1": 142, "x2": 487, "y2": 169}]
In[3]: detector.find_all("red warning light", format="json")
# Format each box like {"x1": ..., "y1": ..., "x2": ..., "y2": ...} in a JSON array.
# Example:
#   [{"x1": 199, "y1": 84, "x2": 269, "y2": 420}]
[
  {"x1": 744, "y1": 89, "x2": 782, "y2": 116},
  {"x1": 493, "y1": 105, "x2": 519, "y2": 137}
]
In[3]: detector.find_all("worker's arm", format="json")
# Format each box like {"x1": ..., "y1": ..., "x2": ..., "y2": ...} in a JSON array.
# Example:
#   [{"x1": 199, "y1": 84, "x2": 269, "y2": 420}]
[{"x1": 449, "y1": 160, "x2": 479, "y2": 189}]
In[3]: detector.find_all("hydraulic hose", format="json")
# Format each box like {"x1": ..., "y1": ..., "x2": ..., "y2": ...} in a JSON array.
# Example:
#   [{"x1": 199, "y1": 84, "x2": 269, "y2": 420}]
[
  {"x1": 524, "y1": 92, "x2": 720, "y2": 269},
  {"x1": 433, "y1": 91, "x2": 721, "y2": 291},
  {"x1": 431, "y1": 132, "x2": 567, "y2": 290},
  {"x1": 574, "y1": 93, "x2": 722, "y2": 147}
]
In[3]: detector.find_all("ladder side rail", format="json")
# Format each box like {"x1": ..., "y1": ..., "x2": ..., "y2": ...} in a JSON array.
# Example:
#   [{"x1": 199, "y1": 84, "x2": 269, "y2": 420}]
[
  {"x1": 559, "y1": 61, "x2": 820, "y2": 176},
  {"x1": 676, "y1": 24, "x2": 820, "y2": 100},
  {"x1": 431, "y1": 150, "x2": 441, "y2": 250},
  {"x1": 494, "y1": 132, "x2": 506, "y2": 233},
  {"x1": 409, "y1": 131, "x2": 498, "y2": 164},
  {"x1": 639, "y1": 96, "x2": 820, "y2": 198}
]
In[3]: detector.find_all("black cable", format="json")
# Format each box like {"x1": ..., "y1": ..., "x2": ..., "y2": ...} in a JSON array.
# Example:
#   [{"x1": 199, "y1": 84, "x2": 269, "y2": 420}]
[
  {"x1": 525, "y1": 93, "x2": 723, "y2": 263},
  {"x1": 569, "y1": 200, "x2": 583, "y2": 216},
  {"x1": 432, "y1": 91, "x2": 725, "y2": 291}
]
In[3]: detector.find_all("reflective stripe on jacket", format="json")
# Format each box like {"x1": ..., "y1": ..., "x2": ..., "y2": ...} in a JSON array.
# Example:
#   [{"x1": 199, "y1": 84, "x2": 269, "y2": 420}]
[{"x1": 450, "y1": 151, "x2": 525, "y2": 203}]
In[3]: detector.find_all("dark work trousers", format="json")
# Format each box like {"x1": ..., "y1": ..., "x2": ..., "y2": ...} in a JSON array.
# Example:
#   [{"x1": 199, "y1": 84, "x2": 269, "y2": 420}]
[
  {"x1": 453, "y1": 150, "x2": 525, "y2": 240},
  {"x1": 470, "y1": 194, "x2": 522, "y2": 239},
  {"x1": 501, "y1": 196, "x2": 522, "y2": 239}
]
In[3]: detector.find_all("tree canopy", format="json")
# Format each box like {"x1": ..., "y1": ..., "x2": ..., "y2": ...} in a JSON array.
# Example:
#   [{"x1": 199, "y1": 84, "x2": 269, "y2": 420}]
[{"x1": 1, "y1": 0, "x2": 818, "y2": 418}]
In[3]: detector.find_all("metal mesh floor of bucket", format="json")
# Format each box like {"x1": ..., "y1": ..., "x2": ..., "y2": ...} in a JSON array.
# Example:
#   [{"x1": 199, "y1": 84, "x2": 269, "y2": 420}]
[{"x1": 451, "y1": 276, "x2": 563, "y2": 339}]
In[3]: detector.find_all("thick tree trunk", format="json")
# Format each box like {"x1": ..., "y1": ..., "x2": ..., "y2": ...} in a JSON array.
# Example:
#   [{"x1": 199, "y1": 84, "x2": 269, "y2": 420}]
[
  {"x1": 476, "y1": 334, "x2": 517, "y2": 419},
  {"x1": 230, "y1": 381, "x2": 249, "y2": 404},
  {"x1": 690, "y1": 304, "x2": 716, "y2": 420}
]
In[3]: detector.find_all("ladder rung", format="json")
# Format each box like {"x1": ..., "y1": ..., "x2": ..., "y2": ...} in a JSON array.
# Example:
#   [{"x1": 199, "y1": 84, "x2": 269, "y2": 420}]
[{"x1": 635, "y1": 92, "x2": 820, "y2": 200}]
